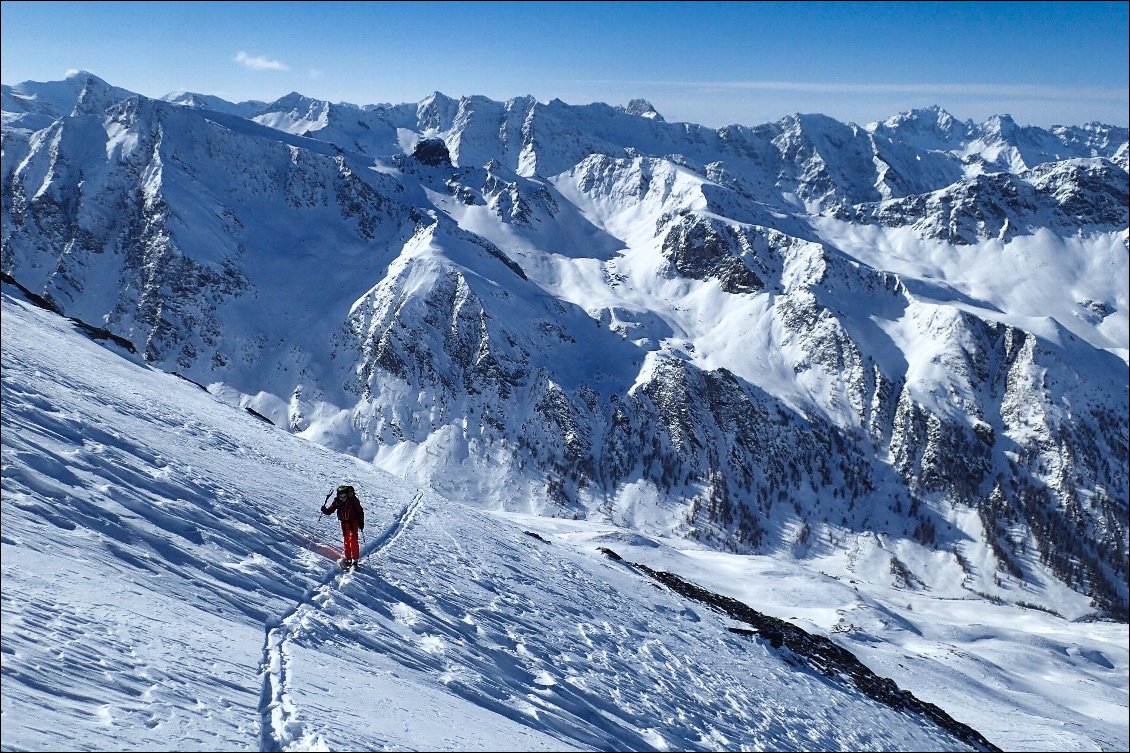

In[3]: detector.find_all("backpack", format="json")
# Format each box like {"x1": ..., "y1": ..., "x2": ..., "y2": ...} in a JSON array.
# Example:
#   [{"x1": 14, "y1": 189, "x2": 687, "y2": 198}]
[{"x1": 338, "y1": 486, "x2": 363, "y2": 526}]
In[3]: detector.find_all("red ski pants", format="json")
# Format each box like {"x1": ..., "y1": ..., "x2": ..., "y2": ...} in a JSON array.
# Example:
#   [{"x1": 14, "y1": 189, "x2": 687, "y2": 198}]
[{"x1": 340, "y1": 521, "x2": 360, "y2": 560}]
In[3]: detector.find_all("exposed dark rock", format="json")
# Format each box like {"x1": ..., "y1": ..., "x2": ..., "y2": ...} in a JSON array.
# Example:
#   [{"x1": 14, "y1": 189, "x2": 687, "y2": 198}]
[
  {"x1": 660, "y1": 216, "x2": 764, "y2": 293},
  {"x1": 2, "y1": 272, "x2": 136, "y2": 353},
  {"x1": 2, "y1": 271, "x2": 62, "y2": 313},
  {"x1": 412, "y1": 137, "x2": 452, "y2": 167},
  {"x1": 245, "y1": 407, "x2": 274, "y2": 425}
]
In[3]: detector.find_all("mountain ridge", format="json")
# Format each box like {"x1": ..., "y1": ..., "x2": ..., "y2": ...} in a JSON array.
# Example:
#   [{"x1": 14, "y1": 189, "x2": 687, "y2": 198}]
[{"x1": 3, "y1": 71, "x2": 1126, "y2": 620}]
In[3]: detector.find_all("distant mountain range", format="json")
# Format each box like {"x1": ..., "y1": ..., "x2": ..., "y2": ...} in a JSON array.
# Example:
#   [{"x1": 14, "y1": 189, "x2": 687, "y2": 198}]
[{"x1": 3, "y1": 71, "x2": 1126, "y2": 619}]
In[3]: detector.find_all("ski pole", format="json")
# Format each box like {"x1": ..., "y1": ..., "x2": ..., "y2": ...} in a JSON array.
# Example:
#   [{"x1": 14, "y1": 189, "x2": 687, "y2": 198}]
[{"x1": 314, "y1": 490, "x2": 333, "y2": 529}]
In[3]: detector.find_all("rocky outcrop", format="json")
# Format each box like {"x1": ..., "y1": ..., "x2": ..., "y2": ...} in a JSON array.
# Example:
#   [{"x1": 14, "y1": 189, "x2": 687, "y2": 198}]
[
  {"x1": 856, "y1": 158, "x2": 1128, "y2": 243},
  {"x1": 412, "y1": 137, "x2": 452, "y2": 167}
]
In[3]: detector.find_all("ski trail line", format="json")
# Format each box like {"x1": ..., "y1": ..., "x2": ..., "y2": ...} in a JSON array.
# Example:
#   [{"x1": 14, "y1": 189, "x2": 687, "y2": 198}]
[
  {"x1": 361, "y1": 489, "x2": 425, "y2": 556},
  {"x1": 257, "y1": 491, "x2": 426, "y2": 751}
]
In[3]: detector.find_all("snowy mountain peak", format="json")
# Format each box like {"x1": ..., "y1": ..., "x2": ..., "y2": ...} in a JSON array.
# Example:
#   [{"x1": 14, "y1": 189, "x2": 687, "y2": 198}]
[
  {"x1": 2, "y1": 71, "x2": 1127, "y2": 627},
  {"x1": 3, "y1": 69, "x2": 134, "y2": 127},
  {"x1": 162, "y1": 90, "x2": 267, "y2": 118},
  {"x1": 2, "y1": 69, "x2": 1128, "y2": 753},
  {"x1": 980, "y1": 112, "x2": 1021, "y2": 139},
  {"x1": 622, "y1": 98, "x2": 665, "y2": 121},
  {"x1": 871, "y1": 105, "x2": 971, "y2": 141},
  {"x1": 269, "y1": 90, "x2": 324, "y2": 109},
  {"x1": 63, "y1": 67, "x2": 103, "y2": 83}
]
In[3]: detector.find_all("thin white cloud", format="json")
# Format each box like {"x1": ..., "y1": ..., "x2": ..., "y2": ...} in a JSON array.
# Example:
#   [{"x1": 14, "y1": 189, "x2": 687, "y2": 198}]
[
  {"x1": 233, "y1": 51, "x2": 289, "y2": 72},
  {"x1": 576, "y1": 79, "x2": 1127, "y2": 103},
  {"x1": 309, "y1": 69, "x2": 324, "y2": 80},
  {"x1": 697, "y1": 81, "x2": 1127, "y2": 102}
]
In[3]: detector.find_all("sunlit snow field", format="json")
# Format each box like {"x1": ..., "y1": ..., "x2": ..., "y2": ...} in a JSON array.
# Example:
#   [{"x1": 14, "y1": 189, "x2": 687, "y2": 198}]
[{"x1": 2, "y1": 286, "x2": 1126, "y2": 751}]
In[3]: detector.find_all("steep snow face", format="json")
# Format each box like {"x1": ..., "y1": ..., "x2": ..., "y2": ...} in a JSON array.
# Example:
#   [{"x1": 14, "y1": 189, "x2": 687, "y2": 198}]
[
  {"x1": 252, "y1": 91, "x2": 337, "y2": 135},
  {"x1": 2, "y1": 74, "x2": 1127, "y2": 622},
  {"x1": 2, "y1": 90, "x2": 419, "y2": 399},
  {"x1": 2, "y1": 70, "x2": 136, "y2": 133}
]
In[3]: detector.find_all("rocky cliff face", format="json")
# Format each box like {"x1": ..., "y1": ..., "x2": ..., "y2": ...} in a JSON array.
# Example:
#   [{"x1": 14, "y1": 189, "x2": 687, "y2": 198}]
[
  {"x1": 853, "y1": 158, "x2": 1128, "y2": 243},
  {"x1": 4, "y1": 72, "x2": 1127, "y2": 619}
]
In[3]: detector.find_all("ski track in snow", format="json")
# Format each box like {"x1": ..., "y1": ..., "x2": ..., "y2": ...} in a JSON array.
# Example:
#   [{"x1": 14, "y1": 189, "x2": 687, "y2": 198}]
[{"x1": 258, "y1": 491, "x2": 427, "y2": 751}]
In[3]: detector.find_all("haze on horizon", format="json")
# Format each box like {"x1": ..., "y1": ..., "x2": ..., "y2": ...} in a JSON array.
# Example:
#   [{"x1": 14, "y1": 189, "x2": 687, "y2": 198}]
[{"x1": 2, "y1": 0, "x2": 1128, "y2": 130}]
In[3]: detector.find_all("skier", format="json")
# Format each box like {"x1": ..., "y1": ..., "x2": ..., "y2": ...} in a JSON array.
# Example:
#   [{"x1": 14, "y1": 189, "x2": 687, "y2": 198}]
[{"x1": 322, "y1": 484, "x2": 365, "y2": 569}]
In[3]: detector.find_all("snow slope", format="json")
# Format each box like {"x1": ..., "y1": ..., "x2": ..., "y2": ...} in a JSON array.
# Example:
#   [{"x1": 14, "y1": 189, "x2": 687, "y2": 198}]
[{"x1": 3, "y1": 277, "x2": 1127, "y2": 751}]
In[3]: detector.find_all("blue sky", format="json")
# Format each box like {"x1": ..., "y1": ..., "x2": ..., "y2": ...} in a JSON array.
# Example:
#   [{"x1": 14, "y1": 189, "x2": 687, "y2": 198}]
[{"x1": 2, "y1": 1, "x2": 1127, "y2": 128}]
